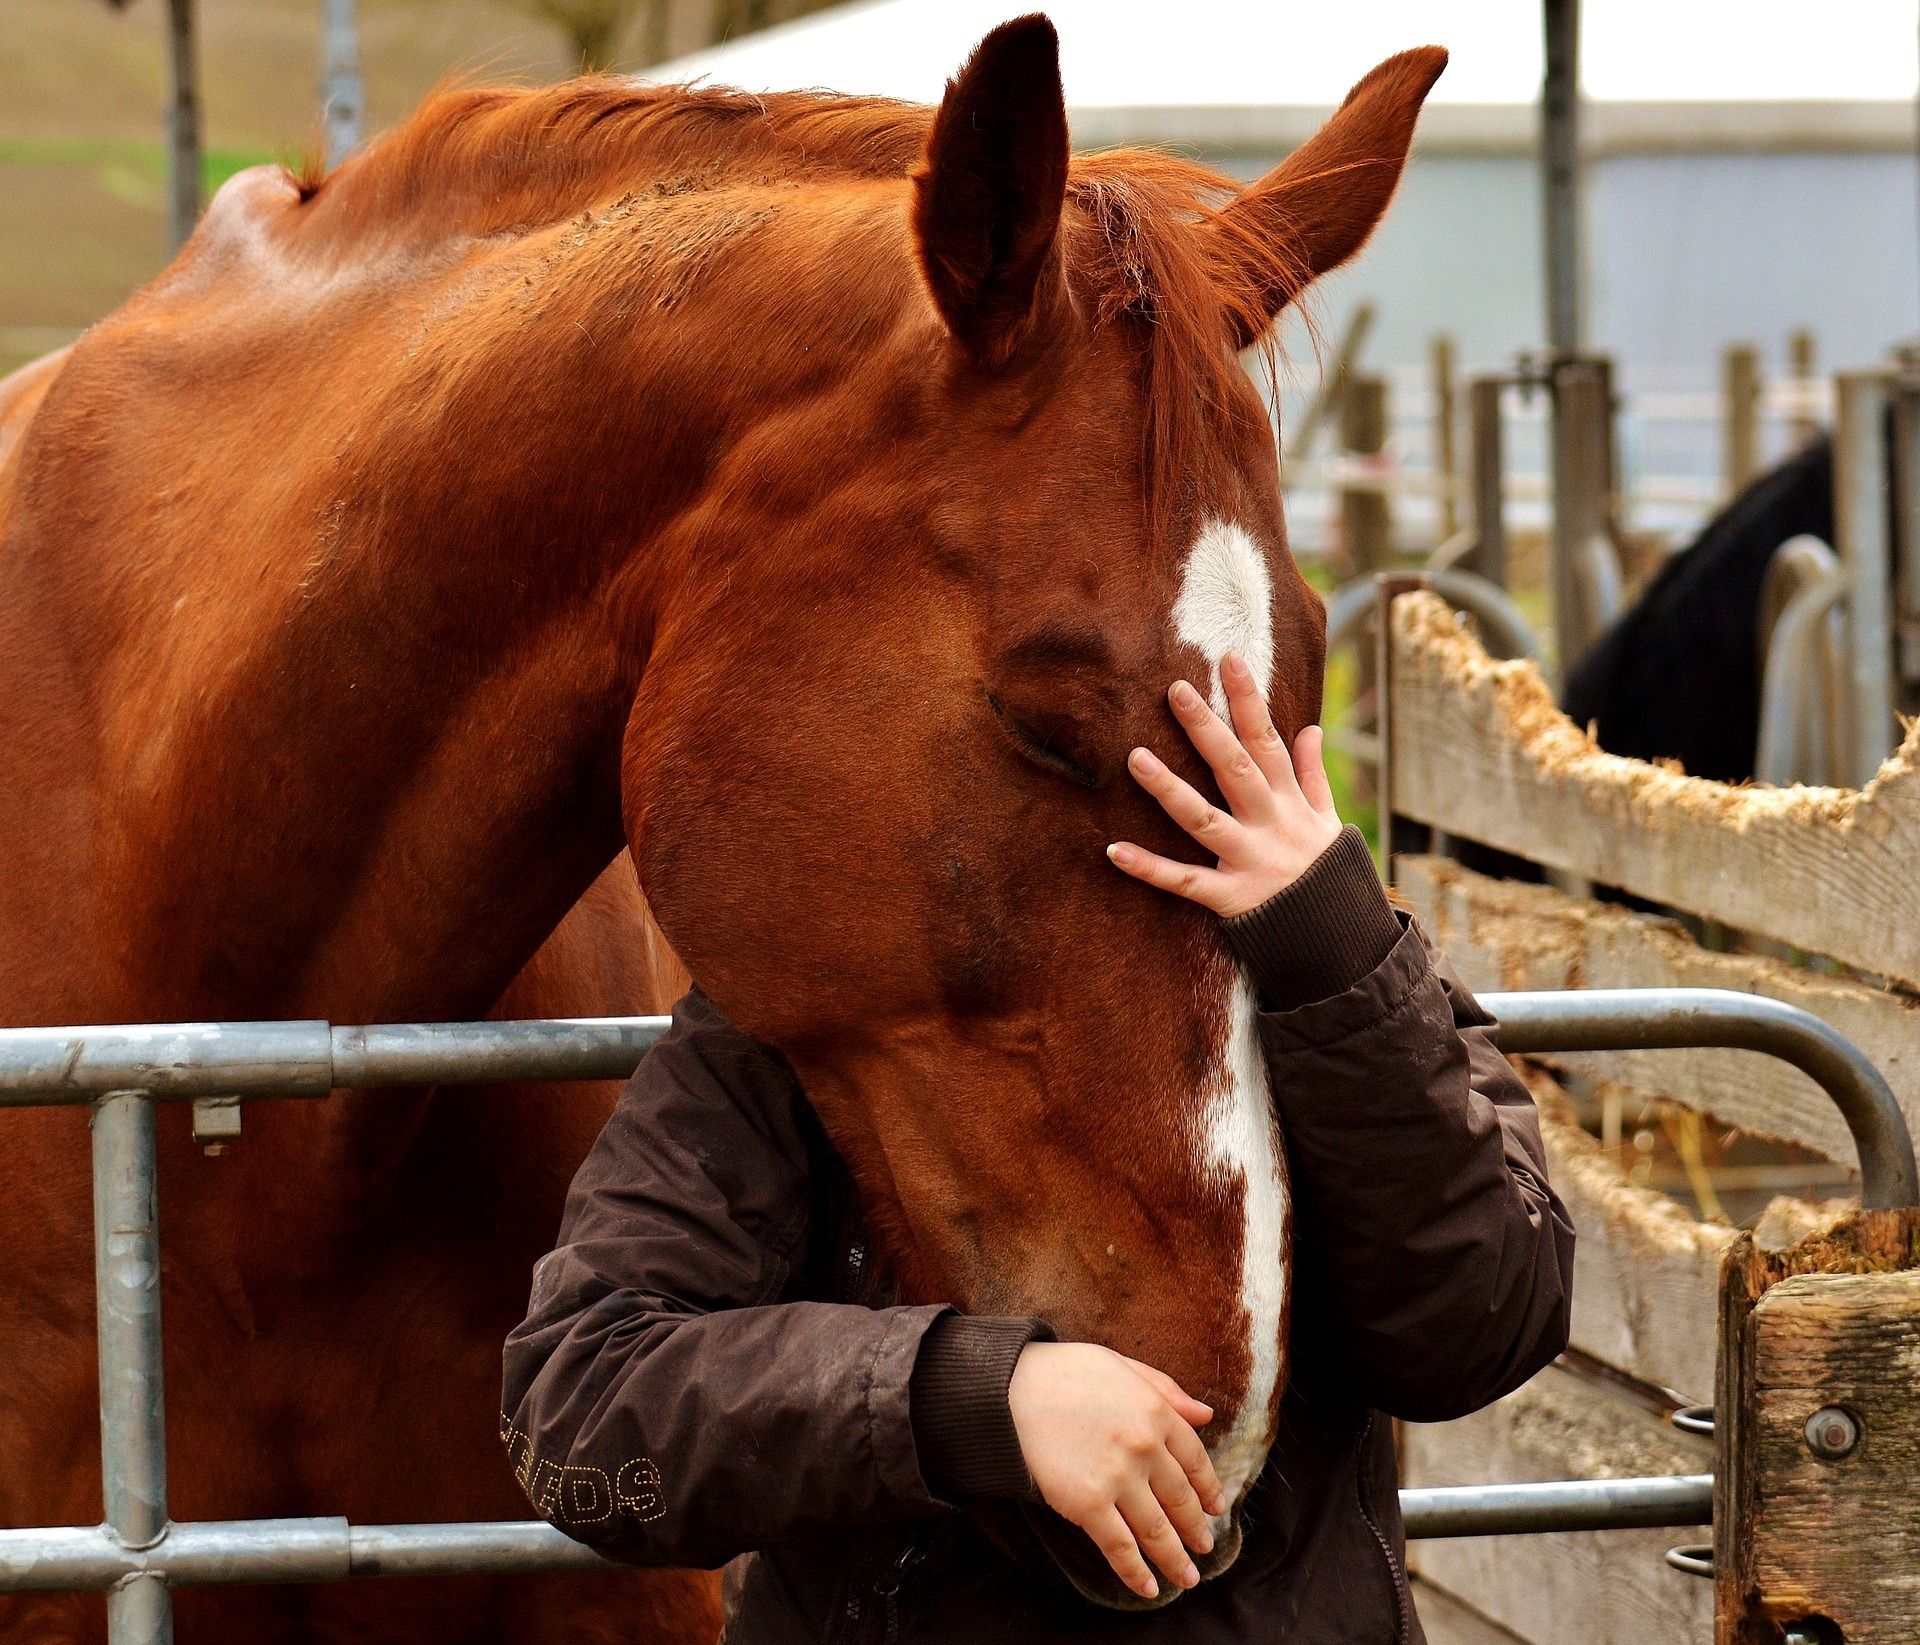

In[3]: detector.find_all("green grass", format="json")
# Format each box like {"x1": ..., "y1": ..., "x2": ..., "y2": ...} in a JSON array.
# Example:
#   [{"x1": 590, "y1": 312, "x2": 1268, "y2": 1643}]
[
  {"x1": 1304, "y1": 562, "x2": 1380, "y2": 857},
  {"x1": 0, "y1": 139, "x2": 291, "y2": 200}
]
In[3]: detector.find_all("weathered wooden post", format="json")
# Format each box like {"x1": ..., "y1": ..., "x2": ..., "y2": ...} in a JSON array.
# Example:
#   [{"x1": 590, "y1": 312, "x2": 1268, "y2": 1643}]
[
  {"x1": 1465, "y1": 375, "x2": 1508, "y2": 587},
  {"x1": 1722, "y1": 343, "x2": 1761, "y2": 501},
  {"x1": 1833, "y1": 372, "x2": 1898, "y2": 786},
  {"x1": 1548, "y1": 357, "x2": 1617, "y2": 681},
  {"x1": 1340, "y1": 372, "x2": 1392, "y2": 576},
  {"x1": 1788, "y1": 329, "x2": 1822, "y2": 450},
  {"x1": 1888, "y1": 370, "x2": 1920, "y2": 692},
  {"x1": 165, "y1": 0, "x2": 201, "y2": 251},
  {"x1": 1430, "y1": 334, "x2": 1460, "y2": 542},
  {"x1": 1715, "y1": 1209, "x2": 1920, "y2": 1642}
]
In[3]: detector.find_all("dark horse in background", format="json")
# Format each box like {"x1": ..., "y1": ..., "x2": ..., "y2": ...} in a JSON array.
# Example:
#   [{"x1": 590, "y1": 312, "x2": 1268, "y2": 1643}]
[{"x1": 1563, "y1": 438, "x2": 1833, "y2": 782}]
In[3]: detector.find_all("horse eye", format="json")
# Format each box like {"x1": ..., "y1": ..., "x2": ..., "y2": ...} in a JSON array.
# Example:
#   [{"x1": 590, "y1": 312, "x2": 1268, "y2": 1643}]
[{"x1": 985, "y1": 693, "x2": 1101, "y2": 790}]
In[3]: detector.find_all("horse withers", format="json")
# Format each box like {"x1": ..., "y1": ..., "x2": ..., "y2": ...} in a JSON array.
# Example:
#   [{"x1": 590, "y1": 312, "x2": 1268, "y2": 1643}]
[{"x1": 0, "y1": 15, "x2": 1443, "y2": 1635}]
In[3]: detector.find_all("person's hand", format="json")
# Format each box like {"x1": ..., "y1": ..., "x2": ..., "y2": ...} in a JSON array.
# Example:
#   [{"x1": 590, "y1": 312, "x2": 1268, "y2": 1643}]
[
  {"x1": 1106, "y1": 651, "x2": 1341, "y2": 917},
  {"x1": 1007, "y1": 1341, "x2": 1226, "y2": 1600}
]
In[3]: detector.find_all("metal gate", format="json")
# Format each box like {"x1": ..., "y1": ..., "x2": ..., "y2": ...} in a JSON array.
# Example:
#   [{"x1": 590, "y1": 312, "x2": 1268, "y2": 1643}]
[{"x1": 0, "y1": 988, "x2": 1912, "y2": 1643}]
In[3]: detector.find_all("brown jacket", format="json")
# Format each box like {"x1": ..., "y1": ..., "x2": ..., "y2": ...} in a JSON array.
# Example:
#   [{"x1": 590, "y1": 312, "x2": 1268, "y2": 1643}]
[{"x1": 502, "y1": 829, "x2": 1575, "y2": 1643}]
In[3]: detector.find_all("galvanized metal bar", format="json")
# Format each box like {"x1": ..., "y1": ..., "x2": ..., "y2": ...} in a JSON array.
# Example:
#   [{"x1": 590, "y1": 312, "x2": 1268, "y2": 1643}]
[
  {"x1": 330, "y1": 1018, "x2": 667, "y2": 1089},
  {"x1": 0, "y1": 1478, "x2": 1712, "y2": 1595},
  {"x1": 1484, "y1": 988, "x2": 1920, "y2": 1209},
  {"x1": 0, "y1": 1022, "x2": 331, "y2": 1105},
  {"x1": 0, "y1": 1018, "x2": 668, "y2": 1105},
  {"x1": 92, "y1": 1092, "x2": 172, "y2": 1645},
  {"x1": 0, "y1": 1517, "x2": 608, "y2": 1591},
  {"x1": 1401, "y1": 1474, "x2": 1713, "y2": 1539}
]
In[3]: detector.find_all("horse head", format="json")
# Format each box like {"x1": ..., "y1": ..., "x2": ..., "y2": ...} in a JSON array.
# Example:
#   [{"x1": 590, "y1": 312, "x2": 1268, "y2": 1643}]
[{"x1": 621, "y1": 17, "x2": 1444, "y2": 1602}]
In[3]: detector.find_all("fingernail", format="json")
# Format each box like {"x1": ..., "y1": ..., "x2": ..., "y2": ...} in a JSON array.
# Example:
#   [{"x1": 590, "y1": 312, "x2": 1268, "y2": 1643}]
[
  {"x1": 1223, "y1": 650, "x2": 1245, "y2": 676},
  {"x1": 1182, "y1": 1562, "x2": 1199, "y2": 1587},
  {"x1": 1142, "y1": 1576, "x2": 1160, "y2": 1598},
  {"x1": 1129, "y1": 747, "x2": 1160, "y2": 775},
  {"x1": 1199, "y1": 1528, "x2": 1215, "y2": 1554},
  {"x1": 1106, "y1": 843, "x2": 1130, "y2": 865},
  {"x1": 1170, "y1": 681, "x2": 1199, "y2": 709}
]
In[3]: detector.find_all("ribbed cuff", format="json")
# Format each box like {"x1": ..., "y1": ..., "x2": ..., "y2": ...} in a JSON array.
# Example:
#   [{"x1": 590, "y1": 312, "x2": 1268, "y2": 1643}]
[
  {"x1": 909, "y1": 1313, "x2": 1055, "y2": 1503},
  {"x1": 1223, "y1": 825, "x2": 1402, "y2": 1012}
]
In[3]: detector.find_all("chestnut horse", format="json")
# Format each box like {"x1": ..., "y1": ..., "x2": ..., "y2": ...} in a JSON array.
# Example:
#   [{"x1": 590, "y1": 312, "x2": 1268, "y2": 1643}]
[{"x1": 0, "y1": 17, "x2": 1443, "y2": 1637}]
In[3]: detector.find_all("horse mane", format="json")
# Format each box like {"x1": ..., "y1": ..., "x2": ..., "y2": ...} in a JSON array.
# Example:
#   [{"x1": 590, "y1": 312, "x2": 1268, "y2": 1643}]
[{"x1": 294, "y1": 78, "x2": 1291, "y2": 531}]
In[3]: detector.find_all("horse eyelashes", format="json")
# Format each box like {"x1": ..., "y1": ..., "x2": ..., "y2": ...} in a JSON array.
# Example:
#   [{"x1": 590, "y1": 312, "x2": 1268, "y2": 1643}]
[{"x1": 985, "y1": 691, "x2": 1101, "y2": 789}]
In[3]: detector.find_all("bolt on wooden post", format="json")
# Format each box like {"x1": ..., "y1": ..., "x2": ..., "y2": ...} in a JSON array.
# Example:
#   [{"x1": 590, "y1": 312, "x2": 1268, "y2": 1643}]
[{"x1": 1715, "y1": 1209, "x2": 1920, "y2": 1642}]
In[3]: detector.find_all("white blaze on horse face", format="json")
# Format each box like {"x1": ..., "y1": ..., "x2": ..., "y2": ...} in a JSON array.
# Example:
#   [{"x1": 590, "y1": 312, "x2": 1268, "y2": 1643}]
[
  {"x1": 1170, "y1": 518, "x2": 1275, "y2": 715},
  {"x1": 1172, "y1": 517, "x2": 1287, "y2": 1508}
]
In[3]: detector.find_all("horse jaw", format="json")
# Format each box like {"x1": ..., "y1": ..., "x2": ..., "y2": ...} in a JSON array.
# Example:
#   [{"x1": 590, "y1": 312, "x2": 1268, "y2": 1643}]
[{"x1": 1175, "y1": 517, "x2": 1288, "y2": 1515}]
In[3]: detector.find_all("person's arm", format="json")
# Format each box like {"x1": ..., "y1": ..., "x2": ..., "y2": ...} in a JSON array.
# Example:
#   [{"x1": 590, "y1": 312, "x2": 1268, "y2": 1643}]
[
  {"x1": 1107, "y1": 656, "x2": 1575, "y2": 1422},
  {"x1": 503, "y1": 988, "x2": 1224, "y2": 1592},
  {"x1": 502, "y1": 991, "x2": 977, "y2": 1568}
]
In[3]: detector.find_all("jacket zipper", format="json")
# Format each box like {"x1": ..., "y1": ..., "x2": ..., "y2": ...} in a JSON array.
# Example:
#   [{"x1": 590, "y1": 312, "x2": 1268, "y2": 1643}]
[
  {"x1": 874, "y1": 1538, "x2": 925, "y2": 1645},
  {"x1": 842, "y1": 1238, "x2": 868, "y2": 1304},
  {"x1": 1354, "y1": 1412, "x2": 1410, "y2": 1645}
]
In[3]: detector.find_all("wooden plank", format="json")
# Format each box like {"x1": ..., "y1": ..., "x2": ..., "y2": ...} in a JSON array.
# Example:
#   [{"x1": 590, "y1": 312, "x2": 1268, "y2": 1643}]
[
  {"x1": 1714, "y1": 1209, "x2": 1920, "y2": 1643},
  {"x1": 1528, "y1": 1081, "x2": 1734, "y2": 1403},
  {"x1": 1402, "y1": 1365, "x2": 1715, "y2": 1645},
  {"x1": 1412, "y1": 1576, "x2": 1530, "y2": 1645},
  {"x1": 1387, "y1": 592, "x2": 1920, "y2": 990},
  {"x1": 1398, "y1": 854, "x2": 1920, "y2": 1170}
]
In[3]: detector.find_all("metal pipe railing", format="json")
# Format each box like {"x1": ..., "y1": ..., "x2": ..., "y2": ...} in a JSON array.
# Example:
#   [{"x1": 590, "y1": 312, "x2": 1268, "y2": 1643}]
[
  {"x1": 0, "y1": 988, "x2": 1909, "y2": 1638},
  {"x1": 0, "y1": 1469, "x2": 1718, "y2": 1598},
  {"x1": 1485, "y1": 987, "x2": 1919, "y2": 1209}
]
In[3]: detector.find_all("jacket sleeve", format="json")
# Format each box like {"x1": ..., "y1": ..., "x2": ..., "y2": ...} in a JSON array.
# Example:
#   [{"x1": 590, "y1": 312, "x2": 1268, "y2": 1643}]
[
  {"x1": 1227, "y1": 828, "x2": 1576, "y2": 1422},
  {"x1": 499, "y1": 989, "x2": 954, "y2": 1568}
]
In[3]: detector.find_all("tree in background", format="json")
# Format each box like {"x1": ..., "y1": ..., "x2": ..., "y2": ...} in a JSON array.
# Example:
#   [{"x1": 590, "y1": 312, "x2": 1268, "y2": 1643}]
[
  {"x1": 513, "y1": 0, "x2": 839, "y2": 75},
  {"x1": 99, "y1": 0, "x2": 201, "y2": 249},
  {"x1": 517, "y1": 0, "x2": 653, "y2": 71}
]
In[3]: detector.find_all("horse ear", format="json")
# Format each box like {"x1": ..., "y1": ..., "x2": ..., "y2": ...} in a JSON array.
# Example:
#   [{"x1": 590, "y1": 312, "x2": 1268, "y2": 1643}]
[
  {"x1": 1204, "y1": 47, "x2": 1448, "y2": 348},
  {"x1": 912, "y1": 14, "x2": 1070, "y2": 366}
]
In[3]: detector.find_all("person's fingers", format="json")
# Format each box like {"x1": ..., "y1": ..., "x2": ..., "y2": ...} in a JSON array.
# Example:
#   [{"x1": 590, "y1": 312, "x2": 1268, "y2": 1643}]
[
  {"x1": 1158, "y1": 1408, "x2": 1228, "y2": 1519},
  {"x1": 1220, "y1": 652, "x2": 1297, "y2": 793},
  {"x1": 1084, "y1": 1504, "x2": 1160, "y2": 1600},
  {"x1": 1118, "y1": 1480, "x2": 1200, "y2": 1590},
  {"x1": 1104, "y1": 841, "x2": 1236, "y2": 916},
  {"x1": 1147, "y1": 1445, "x2": 1215, "y2": 1557},
  {"x1": 1118, "y1": 1359, "x2": 1215, "y2": 1429},
  {"x1": 1165, "y1": 680, "x2": 1277, "y2": 822},
  {"x1": 1126, "y1": 745, "x2": 1247, "y2": 853},
  {"x1": 1291, "y1": 725, "x2": 1338, "y2": 818}
]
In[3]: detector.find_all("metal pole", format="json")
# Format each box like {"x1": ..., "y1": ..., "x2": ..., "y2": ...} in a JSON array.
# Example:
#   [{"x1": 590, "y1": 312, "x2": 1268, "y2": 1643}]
[
  {"x1": 92, "y1": 1093, "x2": 172, "y2": 1644},
  {"x1": 1486, "y1": 987, "x2": 1920, "y2": 1209},
  {"x1": 1401, "y1": 1473, "x2": 1712, "y2": 1539},
  {"x1": 165, "y1": 0, "x2": 201, "y2": 252},
  {"x1": 321, "y1": 0, "x2": 365, "y2": 171},
  {"x1": 1541, "y1": 0, "x2": 1582, "y2": 355}
]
